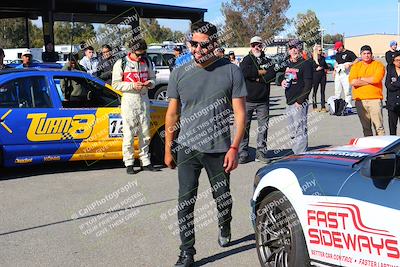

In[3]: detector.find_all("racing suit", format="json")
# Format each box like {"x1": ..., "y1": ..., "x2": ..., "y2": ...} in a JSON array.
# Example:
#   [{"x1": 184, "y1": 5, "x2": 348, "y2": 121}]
[
  {"x1": 334, "y1": 64, "x2": 353, "y2": 108},
  {"x1": 112, "y1": 54, "x2": 155, "y2": 167}
]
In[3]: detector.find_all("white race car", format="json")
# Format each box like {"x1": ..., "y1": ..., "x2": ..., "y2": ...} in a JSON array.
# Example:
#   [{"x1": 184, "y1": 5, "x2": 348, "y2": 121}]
[{"x1": 251, "y1": 136, "x2": 400, "y2": 267}]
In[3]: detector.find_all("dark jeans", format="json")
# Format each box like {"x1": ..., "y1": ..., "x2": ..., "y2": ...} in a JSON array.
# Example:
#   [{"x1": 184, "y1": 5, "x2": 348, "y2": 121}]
[
  {"x1": 239, "y1": 102, "x2": 269, "y2": 157},
  {"x1": 177, "y1": 148, "x2": 232, "y2": 255},
  {"x1": 312, "y1": 72, "x2": 327, "y2": 109},
  {"x1": 388, "y1": 107, "x2": 400, "y2": 135}
]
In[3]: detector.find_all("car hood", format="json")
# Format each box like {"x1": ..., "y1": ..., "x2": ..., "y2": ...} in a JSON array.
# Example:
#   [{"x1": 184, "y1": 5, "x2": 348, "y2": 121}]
[{"x1": 279, "y1": 136, "x2": 400, "y2": 166}]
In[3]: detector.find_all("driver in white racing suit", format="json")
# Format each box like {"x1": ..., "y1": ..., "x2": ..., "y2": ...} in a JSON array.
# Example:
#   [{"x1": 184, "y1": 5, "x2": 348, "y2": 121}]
[{"x1": 112, "y1": 39, "x2": 159, "y2": 174}]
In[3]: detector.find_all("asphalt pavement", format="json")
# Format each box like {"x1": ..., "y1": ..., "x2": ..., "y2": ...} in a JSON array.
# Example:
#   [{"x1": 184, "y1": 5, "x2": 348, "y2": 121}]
[{"x1": 0, "y1": 75, "x2": 392, "y2": 266}]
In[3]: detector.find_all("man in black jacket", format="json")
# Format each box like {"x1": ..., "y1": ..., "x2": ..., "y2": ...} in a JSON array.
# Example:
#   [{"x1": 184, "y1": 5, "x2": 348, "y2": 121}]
[
  {"x1": 239, "y1": 36, "x2": 276, "y2": 164},
  {"x1": 97, "y1": 45, "x2": 114, "y2": 84},
  {"x1": 385, "y1": 51, "x2": 400, "y2": 135},
  {"x1": 280, "y1": 40, "x2": 313, "y2": 154},
  {"x1": 385, "y1": 41, "x2": 398, "y2": 65}
]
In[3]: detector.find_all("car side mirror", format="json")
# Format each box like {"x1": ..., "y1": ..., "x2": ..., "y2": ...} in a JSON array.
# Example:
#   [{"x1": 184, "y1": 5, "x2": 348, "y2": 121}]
[{"x1": 361, "y1": 152, "x2": 397, "y2": 180}]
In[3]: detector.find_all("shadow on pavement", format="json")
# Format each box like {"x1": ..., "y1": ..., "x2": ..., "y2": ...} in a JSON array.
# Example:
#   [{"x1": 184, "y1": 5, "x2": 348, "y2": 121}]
[
  {"x1": 0, "y1": 198, "x2": 176, "y2": 236},
  {"x1": 195, "y1": 234, "x2": 256, "y2": 266},
  {"x1": 0, "y1": 159, "x2": 165, "y2": 180}
]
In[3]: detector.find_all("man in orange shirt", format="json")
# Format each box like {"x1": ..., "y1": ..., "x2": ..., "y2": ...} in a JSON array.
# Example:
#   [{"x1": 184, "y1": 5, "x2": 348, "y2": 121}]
[{"x1": 349, "y1": 45, "x2": 386, "y2": 136}]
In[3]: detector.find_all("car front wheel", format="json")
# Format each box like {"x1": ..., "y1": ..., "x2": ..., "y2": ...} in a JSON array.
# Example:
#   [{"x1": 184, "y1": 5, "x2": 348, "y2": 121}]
[
  {"x1": 255, "y1": 191, "x2": 310, "y2": 267},
  {"x1": 154, "y1": 86, "x2": 168, "y2": 101}
]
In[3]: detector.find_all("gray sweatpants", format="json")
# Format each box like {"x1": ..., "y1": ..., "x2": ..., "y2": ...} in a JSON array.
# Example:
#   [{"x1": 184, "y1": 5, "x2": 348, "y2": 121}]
[
  {"x1": 286, "y1": 103, "x2": 308, "y2": 154},
  {"x1": 239, "y1": 102, "x2": 269, "y2": 157}
]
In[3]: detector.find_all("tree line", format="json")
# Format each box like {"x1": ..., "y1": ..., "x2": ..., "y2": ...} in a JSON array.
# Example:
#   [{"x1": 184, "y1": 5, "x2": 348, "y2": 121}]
[{"x1": 0, "y1": 1, "x2": 343, "y2": 50}]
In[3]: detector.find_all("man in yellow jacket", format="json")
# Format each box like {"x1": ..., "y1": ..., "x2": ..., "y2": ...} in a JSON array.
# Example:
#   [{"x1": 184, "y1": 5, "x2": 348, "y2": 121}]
[{"x1": 349, "y1": 45, "x2": 386, "y2": 136}]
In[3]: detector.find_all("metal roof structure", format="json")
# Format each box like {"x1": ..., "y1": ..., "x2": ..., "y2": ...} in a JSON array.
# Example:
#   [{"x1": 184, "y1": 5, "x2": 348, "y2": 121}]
[
  {"x1": 0, "y1": 0, "x2": 206, "y2": 48},
  {"x1": 0, "y1": 0, "x2": 207, "y2": 23}
]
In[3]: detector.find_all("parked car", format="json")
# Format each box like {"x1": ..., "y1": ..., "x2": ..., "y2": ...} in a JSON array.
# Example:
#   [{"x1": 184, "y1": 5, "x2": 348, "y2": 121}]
[
  {"x1": 251, "y1": 136, "x2": 400, "y2": 266},
  {"x1": 6, "y1": 60, "x2": 63, "y2": 69},
  {"x1": 0, "y1": 69, "x2": 167, "y2": 167},
  {"x1": 325, "y1": 55, "x2": 336, "y2": 71},
  {"x1": 146, "y1": 48, "x2": 176, "y2": 101}
]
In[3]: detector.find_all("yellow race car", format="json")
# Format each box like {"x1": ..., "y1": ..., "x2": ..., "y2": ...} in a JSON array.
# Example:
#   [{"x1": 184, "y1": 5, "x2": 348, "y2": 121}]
[{"x1": 0, "y1": 69, "x2": 166, "y2": 167}]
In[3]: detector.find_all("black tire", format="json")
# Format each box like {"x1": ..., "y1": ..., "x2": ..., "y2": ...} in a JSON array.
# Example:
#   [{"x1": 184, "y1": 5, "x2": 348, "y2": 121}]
[
  {"x1": 255, "y1": 191, "x2": 310, "y2": 267},
  {"x1": 150, "y1": 128, "x2": 165, "y2": 166},
  {"x1": 154, "y1": 86, "x2": 168, "y2": 101}
]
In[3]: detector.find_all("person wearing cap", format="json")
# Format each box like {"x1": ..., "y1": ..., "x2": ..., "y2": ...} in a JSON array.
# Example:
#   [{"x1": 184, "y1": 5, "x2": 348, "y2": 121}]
[
  {"x1": 214, "y1": 47, "x2": 225, "y2": 58},
  {"x1": 279, "y1": 39, "x2": 313, "y2": 154},
  {"x1": 385, "y1": 41, "x2": 398, "y2": 65},
  {"x1": 238, "y1": 36, "x2": 275, "y2": 163},
  {"x1": 16, "y1": 49, "x2": 34, "y2": 68},
  {"x1": 228, "y1": 51, "x2": 240, "y2": 66},
  {"x1": 349, "y1": 45, "x2": 385, "y2": 136},
  {"x1": 333, "y1": 41, "x2": 358, "y2": 113},
  {"x1": 385, "y1": 51, "x2": 400, "y2": 135},
  {"x1": 170, "y1": 46, "x2": 193, "y2": 71}
]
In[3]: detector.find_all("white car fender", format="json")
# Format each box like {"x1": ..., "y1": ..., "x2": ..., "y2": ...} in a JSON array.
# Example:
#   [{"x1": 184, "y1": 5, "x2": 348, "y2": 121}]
[{"x1": 252, "y1": 167, "x2": 309, "y2": 227}]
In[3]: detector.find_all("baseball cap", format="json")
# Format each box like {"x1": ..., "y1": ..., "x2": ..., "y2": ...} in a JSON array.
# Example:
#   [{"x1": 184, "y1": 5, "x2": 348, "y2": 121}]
[
  {"x1": 21, "y1": 49, "x2": 32, "y2": 57},
  {"x1": 228, "y1": 51, "x2": 235, "y2": 55},
  {"x1": 334, "y1": 41, "x2": 343, "y2": 51},
  {"x1": 390, "y1": 40, "x2": 397, "y2": 47},
  {"x1": 216, "y1": 47, "x2": 225, "y2": 53},
  {"x1": 250, "y1": 36, "x2": 263, "y2": 44},
  {"x1": 288, "y1": 39, "x2": 302, "y2": 49},
  {"x1": 360, "y1": 45, "x2": 372, "y2": 53}
]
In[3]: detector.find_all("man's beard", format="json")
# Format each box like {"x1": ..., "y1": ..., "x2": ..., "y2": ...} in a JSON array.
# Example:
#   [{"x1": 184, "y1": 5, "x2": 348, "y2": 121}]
[
  {"x1": 253, "y1": 51, "x2": 261, "y2": 58},
  {"x1": 194, "y1": 51, "x2": 214, "y2": 64}
]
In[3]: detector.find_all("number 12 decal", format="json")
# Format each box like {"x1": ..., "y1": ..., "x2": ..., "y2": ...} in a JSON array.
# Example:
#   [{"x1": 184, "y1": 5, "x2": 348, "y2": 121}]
[{"x1": 109, "y1": 114, "x2": 123, "y2": 138}]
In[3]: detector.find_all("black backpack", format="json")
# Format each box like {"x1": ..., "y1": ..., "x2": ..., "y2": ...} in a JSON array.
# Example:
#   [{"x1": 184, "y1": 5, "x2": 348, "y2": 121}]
[{"x1": 334, "y1": 99, "x2": 347, "y2": 116}]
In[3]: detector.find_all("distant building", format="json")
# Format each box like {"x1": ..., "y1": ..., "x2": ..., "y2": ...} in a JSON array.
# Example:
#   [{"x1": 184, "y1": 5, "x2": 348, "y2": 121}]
[{"x1": 344, "y1": 34, "x2": 399, "y2": 57}]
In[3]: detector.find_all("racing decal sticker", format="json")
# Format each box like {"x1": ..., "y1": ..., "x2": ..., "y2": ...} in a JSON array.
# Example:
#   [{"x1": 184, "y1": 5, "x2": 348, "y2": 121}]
[
  {"x1": 300, "y1": 151, "x2": 369, "y2": 158},
  {"x1": 26, "y1": 113, "x2": 96, "y2": 142},
  {"x1": 305, "y1": 200, "x2": 400, "y2": 266},
  {"x1": 109, "y1": 114, "x2": 123, "y2": 138},
  {"x1": 0, "y1": 109, "x2": 13, "y2": 133},
  {"x1": 15, "y1": 157, "x2": 33, "y2": 164},
  {"x1": 44, "y1": 155, "x2": 61, "y2": 162}
]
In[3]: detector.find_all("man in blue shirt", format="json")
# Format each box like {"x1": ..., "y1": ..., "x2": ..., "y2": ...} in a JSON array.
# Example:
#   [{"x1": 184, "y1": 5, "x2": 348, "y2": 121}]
[{"x1": 173, "y1": 47, "x2": 193, "y2": 70}]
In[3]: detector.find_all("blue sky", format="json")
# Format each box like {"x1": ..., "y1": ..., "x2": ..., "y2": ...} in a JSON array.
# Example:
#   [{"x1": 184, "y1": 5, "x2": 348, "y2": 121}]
[{"x1": 138, "y1": 0, "x2": 400, "y2": 37}]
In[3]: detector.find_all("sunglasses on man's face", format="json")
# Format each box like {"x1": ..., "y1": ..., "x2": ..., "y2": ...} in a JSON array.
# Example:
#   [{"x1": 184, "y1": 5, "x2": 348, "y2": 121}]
[
  {"x1": 189, "y1": 40, "x2": 211, "y2": 49},
  {"x1": 251, "y1": 43, "x2": 263, "y2": 48}
]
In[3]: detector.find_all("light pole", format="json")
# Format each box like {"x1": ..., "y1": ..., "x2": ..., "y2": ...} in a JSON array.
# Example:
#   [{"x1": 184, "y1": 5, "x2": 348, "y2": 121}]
[
  {"x1": 398, "y1": 0, "x2": 400, "y2": 37},
  {"x1": 319, "y1": 28, "x2": 325, "y2": 49}
]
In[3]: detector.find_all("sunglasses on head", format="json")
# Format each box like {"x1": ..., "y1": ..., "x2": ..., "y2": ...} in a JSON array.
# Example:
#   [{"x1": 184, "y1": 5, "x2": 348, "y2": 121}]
[
  {"x1": 251, "y1": 43, "x2": 263, "y2": 48},
  {"x1": 189, "y1": 40, "x2": 211, "y2": 49}
]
